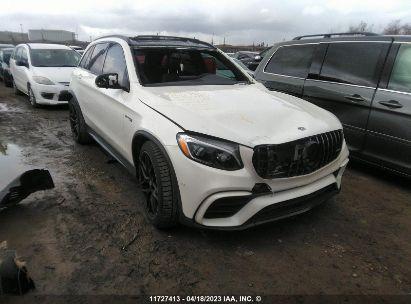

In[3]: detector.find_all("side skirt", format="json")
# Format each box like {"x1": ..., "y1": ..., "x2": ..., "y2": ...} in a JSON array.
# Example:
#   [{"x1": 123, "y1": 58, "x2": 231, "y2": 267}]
[{"x1": 87, "y1": 127, "x2": 136, "y2": 177}]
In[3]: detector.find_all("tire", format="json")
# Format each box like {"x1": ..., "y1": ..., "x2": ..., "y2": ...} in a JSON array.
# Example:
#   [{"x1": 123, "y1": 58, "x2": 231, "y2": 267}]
[
  {"x1": 28, "y1": 86, "x2": 38, "y2": 108},
  {"x1": 68, "y1": 97, "x2": 92, "y2": 144},
  {"x1": 13, "y1": 80, "x2": 22, "y2": 95},
  {"x1": 4, "y1": 78, "x2": 12, "y2": 87},
  {"x1": 138, "y1": 141, "x2": 179, "y2": 229}
]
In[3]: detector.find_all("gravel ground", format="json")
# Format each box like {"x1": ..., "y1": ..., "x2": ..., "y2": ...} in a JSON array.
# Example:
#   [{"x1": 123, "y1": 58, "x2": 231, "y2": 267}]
[{"x1": 0, "y1": 85, "x2": 410, "y2": 296}]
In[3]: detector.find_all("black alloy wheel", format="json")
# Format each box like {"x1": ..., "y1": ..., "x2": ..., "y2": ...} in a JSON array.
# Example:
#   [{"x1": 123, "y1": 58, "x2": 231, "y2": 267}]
[
  {"x1": 137, "y1": 141, "x2": 178, "y2": 228},
  {"x1": 139, "y1": 150, "x2": 159, "y2": 219}
]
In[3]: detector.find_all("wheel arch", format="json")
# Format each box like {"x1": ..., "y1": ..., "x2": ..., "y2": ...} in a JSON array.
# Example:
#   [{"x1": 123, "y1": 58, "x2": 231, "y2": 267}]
[
  {"x1": 131, "y1": 130, "x2": 167, "y2": 170},
  {"x1": 131, "y1": 130, "x2": 185, "y2": 221}
]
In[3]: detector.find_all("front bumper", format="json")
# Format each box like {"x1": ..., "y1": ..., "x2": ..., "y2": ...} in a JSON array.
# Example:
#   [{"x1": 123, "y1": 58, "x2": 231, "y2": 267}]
[
  {"x1": 31, "y1": 82, "x2": 69, "y2": 105},
  {"x1": 166, "y1": 141, "x2": 349, "y2": 229}
]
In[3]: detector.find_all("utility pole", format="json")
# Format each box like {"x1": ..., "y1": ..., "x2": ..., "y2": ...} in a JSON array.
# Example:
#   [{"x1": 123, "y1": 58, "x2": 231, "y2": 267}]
[{"x1": 20, "y1": 24, "x2": 23, "y2": 34}]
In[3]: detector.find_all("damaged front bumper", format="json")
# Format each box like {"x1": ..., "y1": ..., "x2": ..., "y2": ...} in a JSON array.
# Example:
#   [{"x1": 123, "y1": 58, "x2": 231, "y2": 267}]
[{"x1": 166, "y1": 142, "x2": 349, "y2": 230}]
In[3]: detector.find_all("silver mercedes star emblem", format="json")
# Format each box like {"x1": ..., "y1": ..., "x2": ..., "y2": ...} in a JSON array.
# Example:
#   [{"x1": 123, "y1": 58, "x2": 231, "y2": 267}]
[{"x1": 298, "y1": 127, "x2": 306, "y2": 131}]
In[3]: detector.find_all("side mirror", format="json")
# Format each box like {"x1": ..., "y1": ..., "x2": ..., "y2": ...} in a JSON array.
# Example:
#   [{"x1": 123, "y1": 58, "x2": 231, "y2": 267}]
[
  {"x1": 95, "y1": 73, "x2": 121, "y2": 89},
  {"x1": 16, "y1": 60, "x2": 29, "y2": 68}
]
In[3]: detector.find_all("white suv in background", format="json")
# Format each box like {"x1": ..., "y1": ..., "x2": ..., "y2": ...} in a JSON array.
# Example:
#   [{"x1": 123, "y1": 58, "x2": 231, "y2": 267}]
[
  {"x1": 65, "y1": 35, "x2": 349, "y2": 230},
  {"x1": 9, "y1": 43, "x2": 80, "y2": 107}
]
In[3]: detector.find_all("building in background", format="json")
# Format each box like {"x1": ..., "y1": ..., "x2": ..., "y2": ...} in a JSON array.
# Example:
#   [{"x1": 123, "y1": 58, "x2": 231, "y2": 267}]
[
  {"x1": 0, "y1": 29, "x2": 87, "y2": 48},
  {"x1": 0, "y1": 31, "x2": 28, "y2": 44},
  {"x1": 28, "y1": 29, "x2": 76, "y2": 43}
]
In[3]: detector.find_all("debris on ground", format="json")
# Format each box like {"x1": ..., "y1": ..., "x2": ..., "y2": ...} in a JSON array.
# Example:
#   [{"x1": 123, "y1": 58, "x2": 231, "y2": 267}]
[
  {"x1": 0, "y1": 169, "x2": 54, "y2": 209},
  {"x1": 0, "y1": 242, "x2": 35, "y2": 295}
]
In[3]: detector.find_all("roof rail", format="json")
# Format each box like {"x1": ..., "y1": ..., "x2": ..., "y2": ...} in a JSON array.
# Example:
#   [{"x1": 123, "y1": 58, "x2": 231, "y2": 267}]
[
  {"x1": 94, "y1": 34, "x2": 131, "y2": 43},
  {"x1": 130, "y1": 35, "x2": 215, "y2": 48},
  {"x1": 293, "y1": 32, "x2": 379, "y2": 40}
]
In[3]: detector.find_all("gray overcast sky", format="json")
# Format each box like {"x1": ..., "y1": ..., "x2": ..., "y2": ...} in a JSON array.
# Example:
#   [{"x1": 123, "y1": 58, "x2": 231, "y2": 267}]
[{"x1": 2, "y1": 0, "x2": 411, "y2": 44}]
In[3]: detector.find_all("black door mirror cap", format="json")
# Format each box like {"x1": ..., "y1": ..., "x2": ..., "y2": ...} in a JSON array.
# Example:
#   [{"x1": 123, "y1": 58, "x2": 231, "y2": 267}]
[
  {"x1": 16, "y1": 60, "x2": 29, "y2": 68},
  {"x1": 95, "y1": 73, "x2": 122, "y2": 90}
]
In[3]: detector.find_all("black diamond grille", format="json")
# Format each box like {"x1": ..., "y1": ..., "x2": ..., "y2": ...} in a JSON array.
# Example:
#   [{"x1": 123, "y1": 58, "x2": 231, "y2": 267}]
[{"x1": 252, "y1": 130, "x2": 343, "y2": 179}]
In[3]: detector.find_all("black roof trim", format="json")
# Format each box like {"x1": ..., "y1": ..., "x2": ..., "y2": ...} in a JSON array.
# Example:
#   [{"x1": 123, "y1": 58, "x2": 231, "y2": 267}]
[
  {"x1": 293, "y1": 32, "x2": 379, "y2": 40},
  {"x1": 94, "y1": 34, "x2": 214, "y2": 49},
  {"x1": 94, "y1": 35, "x2": 132, "y2": 43},
  {"x1": 130, "y1": 35, "x2": 215, "y2": 48}
]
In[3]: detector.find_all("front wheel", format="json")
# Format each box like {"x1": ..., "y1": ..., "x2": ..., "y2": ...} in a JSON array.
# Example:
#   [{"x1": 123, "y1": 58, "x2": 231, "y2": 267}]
[
  {"x1": 138, "y1": 141, "x2": 179, "y2": 229},
  {"x1": 28, "y1": 86, "x2": 38, "y2": 108}
]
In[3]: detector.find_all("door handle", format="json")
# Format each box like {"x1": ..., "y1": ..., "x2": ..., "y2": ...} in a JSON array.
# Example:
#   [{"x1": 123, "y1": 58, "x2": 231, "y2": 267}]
[
  {"x1": 378, "y1": 100, "x2": 403, "y2": 109},
  {"x1": 344, "y1": 94, "x2": 365, "y2": 103}
]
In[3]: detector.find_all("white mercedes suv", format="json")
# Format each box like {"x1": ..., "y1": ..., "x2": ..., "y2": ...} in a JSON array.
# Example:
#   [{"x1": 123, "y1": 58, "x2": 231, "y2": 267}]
[
  {"x1": 10, "y1": 43, "x2": 81, "y2": 107},
  {"x1": 65, "y1": 35, "x2": 349, "y2": 230}
]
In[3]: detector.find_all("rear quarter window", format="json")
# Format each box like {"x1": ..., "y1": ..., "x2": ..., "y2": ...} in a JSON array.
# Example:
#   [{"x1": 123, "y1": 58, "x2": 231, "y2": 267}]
[
  {"x1": 264, "y1": 44, "x2": 315, "y2": 78},
  {"x1": 388, "y1": 44, "x2": 411, "y2": 93}
]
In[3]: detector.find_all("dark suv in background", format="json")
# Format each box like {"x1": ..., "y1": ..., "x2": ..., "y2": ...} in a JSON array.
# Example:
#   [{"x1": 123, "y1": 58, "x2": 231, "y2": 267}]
[{"x1": 254, "y1": 32, "x2": 411, "y2": 176}]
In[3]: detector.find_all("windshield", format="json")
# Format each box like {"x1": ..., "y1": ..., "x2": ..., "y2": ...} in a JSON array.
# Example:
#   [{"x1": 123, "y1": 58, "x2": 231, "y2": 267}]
[
  {"x1": 30, "y1": 49, "x2": 81, "y2": 67},
  {"x1": 133, "y1": 48, "x2": 249, "y2": 86}
]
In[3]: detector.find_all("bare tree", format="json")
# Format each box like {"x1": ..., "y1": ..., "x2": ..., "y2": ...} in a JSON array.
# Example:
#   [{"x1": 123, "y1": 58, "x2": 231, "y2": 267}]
[
  {"x1": 348, "y1": 21, "x2": 374, "y2": 33},
  {"x1": 383, "y1": 20, "x2": 411, "y2": 35},
  {"x1": 383, "y1": 20, "x2": 402, "y2": 34}
]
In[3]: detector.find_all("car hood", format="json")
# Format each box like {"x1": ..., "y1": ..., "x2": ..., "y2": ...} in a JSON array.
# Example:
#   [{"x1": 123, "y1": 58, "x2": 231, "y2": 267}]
[
  {"x1": 141, "y1": 84, "x2": 342, "y2": 147},
  {"x1": 32, "y1": 67, "x2": 75, "y2": 83}
]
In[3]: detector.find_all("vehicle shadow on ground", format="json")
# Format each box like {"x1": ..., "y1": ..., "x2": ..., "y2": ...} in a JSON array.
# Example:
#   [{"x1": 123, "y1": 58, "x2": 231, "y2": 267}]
[
  {"x1": 167, "y1": 199, "x2": 337, "y2": 246},
  {"x1": 35, "y1": 104, "x2": 69, "y2": 111},
  {"x1": 347, "y1": 160, "x2": 410, "y2": 190}
]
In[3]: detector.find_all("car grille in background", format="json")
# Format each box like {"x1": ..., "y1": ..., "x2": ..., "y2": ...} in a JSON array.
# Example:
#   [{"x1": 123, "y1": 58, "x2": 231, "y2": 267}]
[
  {"x1": 252, "y1": 129, "x2": 343, "y2": 179},
  {"x1": 59, "y1": 82, "x2": 70, "y2": 86}
]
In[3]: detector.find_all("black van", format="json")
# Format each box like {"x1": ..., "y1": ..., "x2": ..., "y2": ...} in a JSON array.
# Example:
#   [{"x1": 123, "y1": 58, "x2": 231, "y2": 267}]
[{"x1": 254, "y1": 32, "x2": 411, "y2": 177}]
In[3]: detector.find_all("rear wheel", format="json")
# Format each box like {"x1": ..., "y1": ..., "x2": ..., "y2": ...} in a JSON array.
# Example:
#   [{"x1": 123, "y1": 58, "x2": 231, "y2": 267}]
[
  {"x1": 13, "y1": 80, "x2": 22, "y2": 95},
  {"x1": 4, "y1": 77, "x2": 12, "y2": 87},
  {"x1": 138, "y1": 141, "x2": 179, "y2": 229},
  {"x1": 68, "y1": 98, "x2": 92, "y2": 144}
]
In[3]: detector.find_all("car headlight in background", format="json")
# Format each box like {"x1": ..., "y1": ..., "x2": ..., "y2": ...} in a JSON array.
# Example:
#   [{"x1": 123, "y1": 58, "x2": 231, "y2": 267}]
[
  {"x1": 177, "y1": 133, "x2": 243, "y2": 171},
  {"x1": 32, "y1": 76, "x2": 54, "y2": 85}
]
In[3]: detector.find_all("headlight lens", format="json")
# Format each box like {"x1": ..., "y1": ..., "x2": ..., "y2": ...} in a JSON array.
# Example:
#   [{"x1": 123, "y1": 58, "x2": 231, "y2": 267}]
[
  {"x1": 176, "y1": 133, "x2": 243, "y2": 171},
  {"x1": 32, "y1": 76, "x2": 54, "y2": 85}
]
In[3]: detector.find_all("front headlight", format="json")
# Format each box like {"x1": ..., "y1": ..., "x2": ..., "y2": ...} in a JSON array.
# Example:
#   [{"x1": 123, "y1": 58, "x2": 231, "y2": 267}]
[
  {"x1": 32, "y1": 76, "x2": 54, "y2": 85},
  {"x1": 176, "y1": 133, "x2": 243, "y2": 171}
]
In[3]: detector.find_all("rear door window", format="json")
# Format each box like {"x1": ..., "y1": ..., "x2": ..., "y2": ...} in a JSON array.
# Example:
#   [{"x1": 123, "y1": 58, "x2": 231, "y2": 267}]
[
  {"x1": 88, "y1": 43, "x2": 108, "y2": 74},
  {"x1": 319, "y1": 42, "x2": 387, "y2": 87},
  {"x1": 388, "y1": 44, "x2": 411, "y2": 93},
  {"x1": 264, "y1": 44, "x2": 315, "y2": 78}
]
